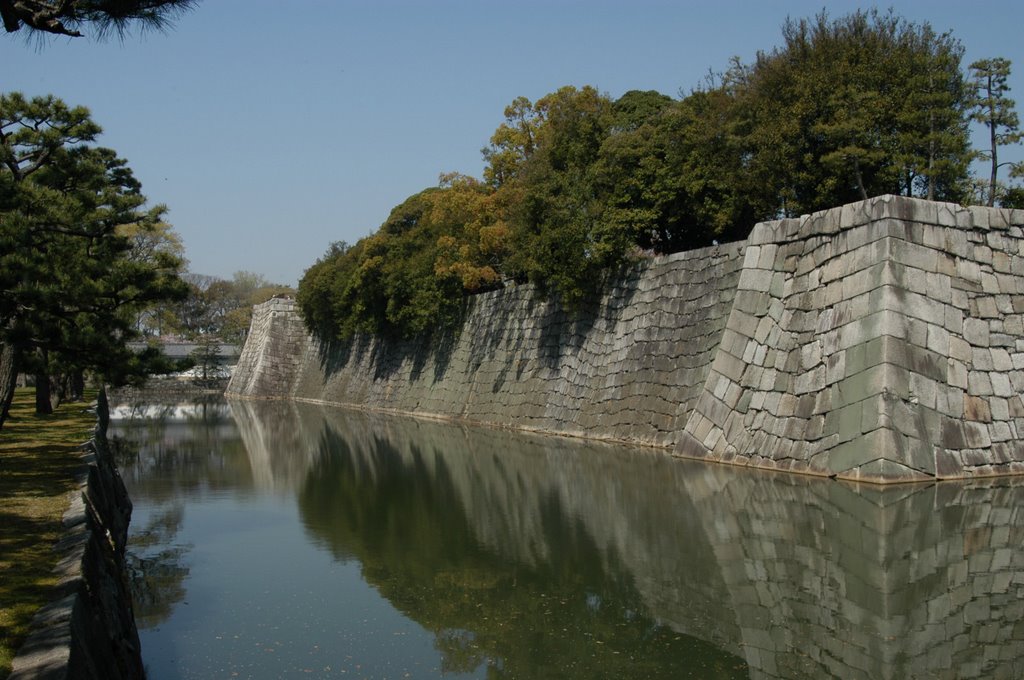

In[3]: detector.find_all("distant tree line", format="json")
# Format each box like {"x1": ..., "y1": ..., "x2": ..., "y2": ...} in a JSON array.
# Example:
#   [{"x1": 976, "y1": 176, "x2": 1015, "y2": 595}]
[
  {"x1": 143, "y1": 269, "x2": 295, "y2": 344},
  {"x1": 298, "y1": 10, "x2": 1024, "y2": 343},
  {"x1": 113, "y1": 220, "x2": 294, "y2": 345}
]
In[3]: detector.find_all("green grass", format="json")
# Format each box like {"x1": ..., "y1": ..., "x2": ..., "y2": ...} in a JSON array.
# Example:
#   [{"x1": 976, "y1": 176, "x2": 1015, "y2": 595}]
[{"x1": 0, "y1": 388, "x2": 96, "y2": 678}]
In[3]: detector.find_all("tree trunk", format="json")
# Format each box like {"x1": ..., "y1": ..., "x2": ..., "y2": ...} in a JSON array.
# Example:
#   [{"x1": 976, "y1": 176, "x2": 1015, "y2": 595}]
[
  {"x1": 853, "y1": 157, "x2": 868, "y2": 201},
  {"x1": 988, "y1": 75, "x2": 998, "y2": 207},
  {"x1": 34, "y1": 372, "x2": 53, "y2": 415},
  {"x1": 927, "y1": 109, "x2": 936, "y2": 201},
  {"x1": 49, "y1": 372, "x2": 63, "y2": 412},
  {"x1": 989, "y1": 117, "x2": 998, "y2": 207},
  {"x1": 34, "y1": 348, "x2": 53, "y2": 415},
  {"x1": 70, "y1": 370, "x2": 85, "y2": 401},
  {"x1": 0, "y1": 340, "x2": 18, "y2": 430}
]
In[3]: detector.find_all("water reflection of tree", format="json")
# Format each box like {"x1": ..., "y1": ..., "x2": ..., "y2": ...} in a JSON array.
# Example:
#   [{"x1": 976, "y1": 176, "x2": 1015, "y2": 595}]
[
  {"x1": 110, "y1": 399, "x2": 247, "y2": 631},
  {"x1": 297, "y1": 427, "x2": 748, "y2": 679},
  {"x1": 110, "y1": 399, "x2": 254, "y2": 503},
  {"x1": 126, "y1": 503, "x2": 191, "y2": 628}
]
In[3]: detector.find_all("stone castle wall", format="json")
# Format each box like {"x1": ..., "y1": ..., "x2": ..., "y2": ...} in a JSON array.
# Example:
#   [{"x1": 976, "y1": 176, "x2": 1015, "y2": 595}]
[
  {"x1": 227, "y1": 196, "x2": 1024, "y2": 484},
  {"x1": 263, "y1": 241, "x2": 745, "y2": 449}
]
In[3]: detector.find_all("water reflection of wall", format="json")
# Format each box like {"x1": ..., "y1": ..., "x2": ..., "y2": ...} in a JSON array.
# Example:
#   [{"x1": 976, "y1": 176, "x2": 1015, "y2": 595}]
[
  {"x1": 228, "y1": 399, "x2": 325, "y2": 493},
  {"x1": 682, "y1": 474, "x2": 1024, "y2": 679},
  {"x1": 230, "y1": 399, "x2": 1024, "y2": 679}
]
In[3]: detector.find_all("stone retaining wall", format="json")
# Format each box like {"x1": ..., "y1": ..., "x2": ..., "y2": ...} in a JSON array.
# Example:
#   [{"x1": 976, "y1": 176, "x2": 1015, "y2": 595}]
[
  {"x1": 298, "y1": 241, "x2": 744, "y2": 448},
  {"x1": 9, "y1": 403, "x2": 144, "y2": 680},
  {"x1": 227, "y1": 196, "x2": 1024, "y2": 483}
]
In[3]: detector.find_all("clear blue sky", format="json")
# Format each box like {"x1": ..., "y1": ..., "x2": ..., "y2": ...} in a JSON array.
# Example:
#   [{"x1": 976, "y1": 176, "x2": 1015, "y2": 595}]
[{"x1": 4, "y1": 1, "x2": 1023, "y2": 286}]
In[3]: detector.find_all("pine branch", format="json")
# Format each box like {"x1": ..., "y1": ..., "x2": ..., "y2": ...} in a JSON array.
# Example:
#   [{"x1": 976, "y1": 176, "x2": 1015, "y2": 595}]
[{"x1": 0, "y1": 0, "x2": 197, "y2": 38}]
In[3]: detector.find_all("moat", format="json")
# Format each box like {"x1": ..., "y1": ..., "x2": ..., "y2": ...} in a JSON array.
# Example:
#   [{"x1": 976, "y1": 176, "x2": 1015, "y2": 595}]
[{"x1": 109, "y1": 396, "x2": 1024, "y2": 679}]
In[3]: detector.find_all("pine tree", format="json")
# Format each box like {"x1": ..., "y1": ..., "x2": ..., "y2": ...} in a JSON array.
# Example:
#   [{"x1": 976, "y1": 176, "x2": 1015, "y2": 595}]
[
  {"x1": 969, "y1": 58, "x2": 1022, "y2": 206},
  {"x1": 1, "y1": 92, "x2": 187, "y2": 424}
]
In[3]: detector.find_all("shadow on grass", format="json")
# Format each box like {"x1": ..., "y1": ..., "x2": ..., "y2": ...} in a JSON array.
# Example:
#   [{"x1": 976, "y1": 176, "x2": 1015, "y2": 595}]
[
  {"x1": 0, "y1": 389, "x2": 93, "y2": 677},
  {"x1": 0, "y1": 445, "x2": 81, "y2": 497},
  {"x1": 0, "y1": 510, "x2": 66, "y2": 676}
]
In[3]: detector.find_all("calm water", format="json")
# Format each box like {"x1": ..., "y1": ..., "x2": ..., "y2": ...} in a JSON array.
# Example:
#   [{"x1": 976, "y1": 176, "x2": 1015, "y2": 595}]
[{"x1": 108, "y1": 397, "x2": 1024, "y2": 680}]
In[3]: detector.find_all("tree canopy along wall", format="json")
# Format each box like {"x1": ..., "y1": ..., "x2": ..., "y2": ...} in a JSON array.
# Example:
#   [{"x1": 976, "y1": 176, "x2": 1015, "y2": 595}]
[{"x1": 228, "y1": 196, "x2": 1024, "y2": 484}]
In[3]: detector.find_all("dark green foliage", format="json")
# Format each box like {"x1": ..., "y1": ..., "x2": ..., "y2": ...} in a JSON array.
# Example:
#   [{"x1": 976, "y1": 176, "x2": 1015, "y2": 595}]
[
  {"x1": 297, "y1": 10, "x2": 998, "y2": 344},
  {"x1": 500, "y1": 86, "x2": 627, "y2": 307},
  {"x1": 1, "y1": 145, "x2": 187, "y2": 382},
  {"x1": 739, "y1": 9, "x2": 972, "y2": 214},
  {"x1": 1001, "y1": 186, "x2": 1024, "y2": 209},
  {"x1": 607, "y1": 90, "x2": 674, "y2": 132},
  {"x1": 592, "y1": 85, "x2": 758, "y2": 254},
  {"x1": 296, "y1": 240, "x2": 360, "y2": 341},
  {"x1": 374, "y1": 190, "x2": 467, "y2": 336}
]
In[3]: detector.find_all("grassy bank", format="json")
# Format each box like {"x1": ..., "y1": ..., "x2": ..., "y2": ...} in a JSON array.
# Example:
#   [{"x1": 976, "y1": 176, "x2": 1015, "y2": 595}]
[{"x1": 0, "y1": 388, "x2": 96, "y2": 678}]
